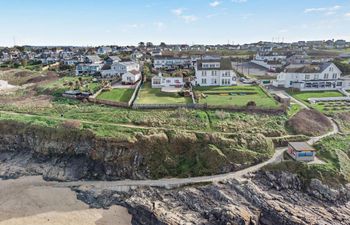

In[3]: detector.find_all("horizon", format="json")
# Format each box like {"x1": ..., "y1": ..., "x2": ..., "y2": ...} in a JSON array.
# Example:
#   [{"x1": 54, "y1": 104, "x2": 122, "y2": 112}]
[{"x1": 1, "y1": 0, "x2": 350, "y2": 47}]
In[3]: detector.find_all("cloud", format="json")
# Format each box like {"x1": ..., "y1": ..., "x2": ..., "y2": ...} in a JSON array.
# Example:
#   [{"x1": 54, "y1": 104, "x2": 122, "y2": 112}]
[
  {"x1": 172, "y1": 8, "x2": 184, "y2": 16},
  {"x1": 181, "y1": 15, "x2": 198, "y2": 23},
  {"x1": 304, "y1": 5, "x2": 341, "y2": 14},
  {"x1": 345, "y1": 12, "x2": 350, "y2": 17},
  {"x1": 154, "y1": 22, "x2": 165, "y2": 30},
  {"x1": 210, "y1": 1, "x2": 221, "y2": 7},
  {"x1": 172, "y1": 8, "x2": 198, "y2": 23}
]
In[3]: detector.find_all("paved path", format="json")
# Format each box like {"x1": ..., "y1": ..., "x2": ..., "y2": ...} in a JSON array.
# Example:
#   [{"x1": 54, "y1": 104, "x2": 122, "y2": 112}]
[
  {"x1": 57, "y1": 117, "x2": 340, "y2": 189},
  {"x1": 57, "y1": 147, "x2": 287, "y2": 189}
]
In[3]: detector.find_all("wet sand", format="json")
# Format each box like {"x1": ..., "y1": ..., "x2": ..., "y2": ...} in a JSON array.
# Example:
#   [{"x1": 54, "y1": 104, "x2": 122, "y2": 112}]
[{"x1": 0, "y1": 176, "x2": 132, "y2": 225}]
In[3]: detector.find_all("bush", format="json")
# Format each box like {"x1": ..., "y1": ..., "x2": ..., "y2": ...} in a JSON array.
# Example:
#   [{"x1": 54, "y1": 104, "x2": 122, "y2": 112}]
[
  {"x1": 61, "y1": 120, "x2": 81, "y2": 129},
  {"x1": 215, "y1": 110, "x2": 230, "y2": 120}
]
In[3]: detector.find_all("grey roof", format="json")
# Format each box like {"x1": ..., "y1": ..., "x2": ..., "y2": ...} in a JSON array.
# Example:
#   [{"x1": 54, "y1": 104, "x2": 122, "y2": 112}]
[
  {"x1": 197, "y1": 58, "x2": 233, "y2": 70},
  {"x1": 289, "y1": 142, "x2": 315, "y2": 151},
  {"x1": 284, "y1": 62, "x2": 333, "y2": 73}
]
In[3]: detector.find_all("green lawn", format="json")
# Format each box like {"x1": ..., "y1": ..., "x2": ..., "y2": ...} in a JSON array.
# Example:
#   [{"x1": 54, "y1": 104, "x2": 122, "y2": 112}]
[
  {"x1": 137, "y1": 83, "x2": 192, "y2": 104},
  {"x1": 195, "y1": 85, "x2": 279, "y2": 108},
  {"x1": 97, "y1": 88, "x2": 134, "y2": 103}
]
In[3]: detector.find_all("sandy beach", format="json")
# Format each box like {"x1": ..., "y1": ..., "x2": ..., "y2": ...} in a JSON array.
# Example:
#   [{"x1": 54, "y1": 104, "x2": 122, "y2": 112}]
[{"x1": 0, "y1": 176, "x2": 132, "y2": 225}]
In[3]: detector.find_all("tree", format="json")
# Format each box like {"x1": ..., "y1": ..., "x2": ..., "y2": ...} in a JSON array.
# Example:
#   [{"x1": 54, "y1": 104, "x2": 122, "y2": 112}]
[
  {"x1": 160, "y1": 42, "x2": 167, "y2": 48},
  {"x1": 138, "y1": 42, "x2": 145, "y2": 48},
  {"x1": 146, "y1": 42, "x2": 153, "y2": 48}
]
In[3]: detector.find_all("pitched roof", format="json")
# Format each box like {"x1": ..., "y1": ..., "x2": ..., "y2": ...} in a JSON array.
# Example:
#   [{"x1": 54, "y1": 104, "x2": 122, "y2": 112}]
[
  {"x1": 197, "y1": 58, "x2": 233, "y2": 70},
  {"x1": 284, "y1": 62, "x2": 333, "y2": 73}
]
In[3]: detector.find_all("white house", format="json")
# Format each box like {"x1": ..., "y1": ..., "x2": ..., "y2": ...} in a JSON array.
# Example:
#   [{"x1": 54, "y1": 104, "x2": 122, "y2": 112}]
[
  {"x1": 151, "y1": 73, "x2": 184, "y2": 88},
  {"x1": 101, "y1": 61, "x2": 140, "y2": 77},
  {"x1": 154, "y1": 56, "x2": 192, "y2": 69},
  {"x1": 273, "y1": 63, "x2": 350, "y2": 91},
  {"x1": 194, "y1": 58, "x2": 237, "y2": 86},
  {"x1": 122, "y1": 70, "x2": 142, "y2": 84}
]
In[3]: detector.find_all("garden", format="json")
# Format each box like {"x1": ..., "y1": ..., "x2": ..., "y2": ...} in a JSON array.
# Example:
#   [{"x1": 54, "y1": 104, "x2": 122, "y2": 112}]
[
  {"x1": 194, "y1": 85, "x2": 279, "y2": 108},
  {"x1": 288, "y1": 90, "x2": 348, "y2": 113},
  {"x1": 136, "y1": 83, "x2": 193, "y2": 105},
  {"x1": 97, "y1": 88, "x2": 135, "y2": 103}
]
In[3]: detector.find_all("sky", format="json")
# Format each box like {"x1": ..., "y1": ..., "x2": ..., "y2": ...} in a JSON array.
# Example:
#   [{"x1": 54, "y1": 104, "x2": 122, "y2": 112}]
[{"x1": 0, "y1": 0, "x2": 350, "y2": 46}]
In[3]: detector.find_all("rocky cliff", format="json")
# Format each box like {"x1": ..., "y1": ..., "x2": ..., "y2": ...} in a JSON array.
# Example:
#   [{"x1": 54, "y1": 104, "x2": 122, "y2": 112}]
[
  {"x1": 74, "y1": 173, "x2": 350, "y2": 225},
  {"x1": 0, "y1": 120, "x2": 273, "y2": 181}
]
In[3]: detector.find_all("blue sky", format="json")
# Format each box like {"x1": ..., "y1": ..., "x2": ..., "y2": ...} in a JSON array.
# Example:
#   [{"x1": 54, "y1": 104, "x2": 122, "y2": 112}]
[{"x1": 0, "y1": 0, "x2": 350, "y2": 46}]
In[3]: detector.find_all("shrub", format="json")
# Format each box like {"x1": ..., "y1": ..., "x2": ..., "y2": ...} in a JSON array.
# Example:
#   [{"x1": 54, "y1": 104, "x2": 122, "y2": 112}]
[
  {"x1": 61, "y1": 120, "x2": 81, "y2": 129},
  {"x1": 215, "y1": 110, "x2": 230, "y2": 120}
]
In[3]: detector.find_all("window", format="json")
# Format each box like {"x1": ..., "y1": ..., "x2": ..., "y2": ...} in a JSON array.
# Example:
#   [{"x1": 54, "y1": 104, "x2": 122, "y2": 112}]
[
  {"x1": 203, "y1": 71, "x2": 207, "y2": 76},
  {"x1": 333, "y1": 73, "x2": 338, "y2": 79},
  {"x1": 222, "y1": 79, "x2": 230, "y2": 85},
  {"x1": 314, "y1": 74, "x2": 319, "y2": 80},
  {"x1": 202, "y1": 79, "x2": 207, "y2": 84},
  {"x1": 337, "y1": 82, "x2": 343, "y2": 86},
  {"x1": 305, "y1": 75, "x2": 310, "y2": 80},
  {"x1": 324, "y1": 73, "x2": 329, "y2": 79},
  {"x1": 211, "y1": 79, "x2": 217, "y2": 84}
]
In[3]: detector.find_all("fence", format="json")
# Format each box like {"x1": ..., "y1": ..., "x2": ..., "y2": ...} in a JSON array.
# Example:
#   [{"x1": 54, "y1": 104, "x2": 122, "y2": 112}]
[
  {"x1": 133, "y1": 103, "x2": 286, "y2": 114},
  {"x1": 88, "y1": 98, "x2": 129, "y2": 108}
]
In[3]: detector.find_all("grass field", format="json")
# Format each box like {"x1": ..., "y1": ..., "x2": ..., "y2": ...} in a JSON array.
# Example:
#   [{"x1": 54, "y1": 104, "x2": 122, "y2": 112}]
[
  {"x1": 195, "y1": 85, "x2": 279, "y2": 108},
  {"x1": 136, "y1": 83, "x2": 192, "y2": 104},
  {"x1": 97, "y1": 88, "x2": 134, "y2": 103}
]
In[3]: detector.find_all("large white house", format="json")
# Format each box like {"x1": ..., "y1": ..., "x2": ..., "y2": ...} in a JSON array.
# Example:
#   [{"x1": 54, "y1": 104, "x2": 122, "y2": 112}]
[
  {"x1": 194, "y1": 58, "x2": 237, "y2": 86},
  {"x1": 154, "y1": 56, "x2": 192, "y2": 69},
  {"x1": 273, "y1": 63, "x2": 350, "y2": 91},
  {"x1": 101, "y1": 61, "x2": 140, "y2": 77}
]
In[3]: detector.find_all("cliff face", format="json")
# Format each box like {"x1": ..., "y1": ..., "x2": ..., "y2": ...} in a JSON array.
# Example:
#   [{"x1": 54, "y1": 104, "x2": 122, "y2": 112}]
[
  {"x1": 0, "y1": 120, "x2": 273, "y2": 181},
  {"x1": 0, "y1": 120, "x2": 147, "y2": 181}
]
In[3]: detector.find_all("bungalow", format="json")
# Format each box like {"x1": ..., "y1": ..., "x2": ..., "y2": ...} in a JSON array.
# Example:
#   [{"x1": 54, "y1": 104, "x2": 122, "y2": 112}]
[
  {"x1": 101, "y1": 61, "x2": 140, "y2": 77},
  {"x1": 287, "y1": 142, "x2": 316, "y2": 162},
  {"x1": 151, "y1": 73, "x2": 184, "y2": 88},
  {"x1": 194, "y1": 58, "x2": 237, "y2": 86},
  {"x1": 153, "y1": 56, "x2": 192, "y2": 70},
  {"x1": 122, "y1": 70, "x2": 141, "y2": 85},
  {"x1": 273, "y1": 62, "x2": 350, "y2": 91}
]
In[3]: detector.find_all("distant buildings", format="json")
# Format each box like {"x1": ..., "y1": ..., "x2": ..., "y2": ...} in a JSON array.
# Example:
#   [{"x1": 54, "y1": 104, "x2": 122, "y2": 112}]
[{"x1": 153, "y1": 56, "x2": 192, "y2": 69}]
